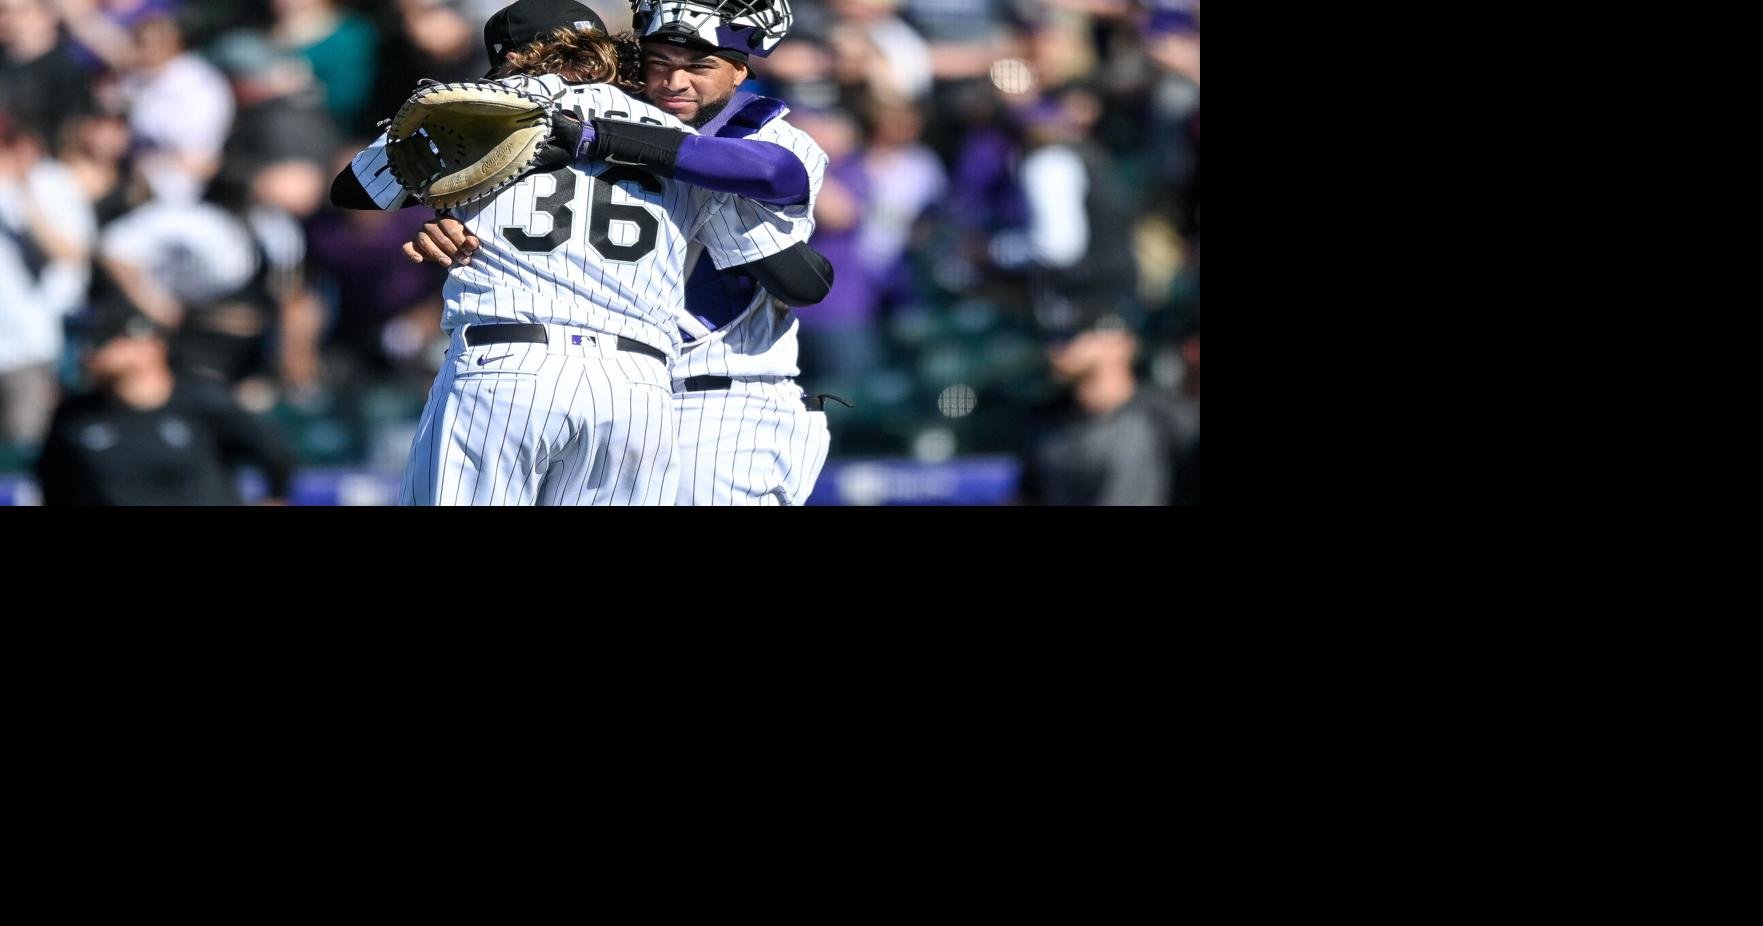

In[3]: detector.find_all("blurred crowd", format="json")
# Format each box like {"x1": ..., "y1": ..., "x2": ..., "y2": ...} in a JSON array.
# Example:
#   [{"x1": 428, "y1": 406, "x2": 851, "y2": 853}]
[{"x1": 1, "y1": 0, "x2": 1200, "y2": 504}]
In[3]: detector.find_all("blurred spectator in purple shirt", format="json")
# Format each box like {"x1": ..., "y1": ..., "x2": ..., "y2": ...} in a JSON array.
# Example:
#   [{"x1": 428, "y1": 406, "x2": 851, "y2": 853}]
[
  {"x1": 857, "y1": 98, "x2": 944, "y2": 312},
  {"x1": 304, "y1": 149, "x2": 445, "y2": 383},
  {"x1": 791, "y1": 106, "x2": 884, "y2": 392},
  {"x1": 55, "y1": 0, "x2": 180, "y2": 72}
]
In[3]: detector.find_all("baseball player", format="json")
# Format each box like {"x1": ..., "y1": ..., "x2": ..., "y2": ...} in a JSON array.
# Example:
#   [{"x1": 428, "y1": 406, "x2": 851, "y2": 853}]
[
  {"x1": 409, "y1": 0, "x2": 838, "y2": 506},
  {"x1": 329, "y1": 0, "x2": 812, "y2": 505}
]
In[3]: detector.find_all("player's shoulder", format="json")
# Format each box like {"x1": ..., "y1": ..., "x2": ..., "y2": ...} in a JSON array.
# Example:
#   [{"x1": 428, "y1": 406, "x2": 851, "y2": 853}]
[
  {"x1": 497, "y1": 73, "x2": 570, "y2": 99},
  {"x1": 749, "y1": 111, "x2": 825, "y2": 158}
]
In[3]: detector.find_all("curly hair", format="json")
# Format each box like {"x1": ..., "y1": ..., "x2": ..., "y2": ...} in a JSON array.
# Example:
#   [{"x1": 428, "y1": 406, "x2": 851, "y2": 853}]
[
  {"x1": 493, "y1": 27, "x2": 644, "y2": 94},
  {"x1": 612, "y1": 31, "x2": 645, "y2": 93}
]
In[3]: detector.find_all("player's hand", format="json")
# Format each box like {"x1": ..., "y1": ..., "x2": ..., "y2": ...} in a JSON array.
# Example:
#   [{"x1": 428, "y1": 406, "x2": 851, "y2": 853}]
[
  {"x1": 554, "y1": 110, "x2": 595, "y2": 159},
  {"x1": 532, "y1": 111, "x2": 596, "y2": 172},
  {"x1": 403, "y1": 216, "x2": 479, "y2": 267}
]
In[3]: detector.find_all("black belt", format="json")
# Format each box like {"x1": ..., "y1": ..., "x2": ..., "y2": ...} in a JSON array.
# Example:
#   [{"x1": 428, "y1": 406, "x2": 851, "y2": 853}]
[
  {"x1": 677, "y1": 375, "x2": 853, "y2": 413},
  {"x1": 679, "y1": 375, "x2": 733, "y2": 392},
  {"x1": 464, "y1": 324, "x2": 667, "y2": 363}
]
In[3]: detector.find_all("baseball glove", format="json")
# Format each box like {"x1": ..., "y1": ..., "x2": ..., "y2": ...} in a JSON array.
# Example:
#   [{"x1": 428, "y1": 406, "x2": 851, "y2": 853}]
[{"x1": 383, "y1": 79, "x2": 559, "y2": 210}]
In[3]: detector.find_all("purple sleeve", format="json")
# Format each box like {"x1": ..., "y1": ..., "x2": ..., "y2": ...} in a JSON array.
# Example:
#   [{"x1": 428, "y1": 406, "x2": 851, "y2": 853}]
[{"x1": 673, "y1": 136, "x2": 810, "y2": 207}]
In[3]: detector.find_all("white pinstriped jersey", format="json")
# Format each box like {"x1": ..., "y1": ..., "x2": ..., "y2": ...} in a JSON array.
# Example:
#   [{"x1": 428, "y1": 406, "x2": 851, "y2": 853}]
[
  {"x1": 673, "y1": 377, "x2": 830, "y2": 506},
  {"x1": 663, "y1": 97, "x2": 835, "y2": 506},
  {"x1": 672, "y1": 106, "x2": 828, "y2": 380},
  {"x1": 347, "y1": 75, "x2": 796, "y2": 358}
]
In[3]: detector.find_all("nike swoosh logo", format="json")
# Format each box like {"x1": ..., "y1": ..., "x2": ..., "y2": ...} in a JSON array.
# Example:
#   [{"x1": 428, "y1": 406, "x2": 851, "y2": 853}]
[{"x1": 477, "y1": 353, "x2": 515, "y2": 366}]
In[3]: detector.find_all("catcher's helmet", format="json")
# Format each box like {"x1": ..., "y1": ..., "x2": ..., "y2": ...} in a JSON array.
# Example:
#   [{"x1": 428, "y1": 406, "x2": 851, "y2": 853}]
[{"x1": 630, "y1": 0, "x2": 793, "y2": 59}]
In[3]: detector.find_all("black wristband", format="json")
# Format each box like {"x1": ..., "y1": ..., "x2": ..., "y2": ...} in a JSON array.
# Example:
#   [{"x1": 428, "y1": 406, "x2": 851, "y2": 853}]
[
  {"x1": 589, "y1": 119, "x2": 687, "y2": 176},
  {"x1": 330, "y1": 166, "x2": 381, "y2": 210}
]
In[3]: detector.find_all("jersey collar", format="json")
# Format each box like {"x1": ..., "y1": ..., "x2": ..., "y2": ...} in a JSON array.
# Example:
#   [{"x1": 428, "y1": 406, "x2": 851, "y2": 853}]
[{"x1": 699, "y1": 91, "x2": 790, "y2": 139}]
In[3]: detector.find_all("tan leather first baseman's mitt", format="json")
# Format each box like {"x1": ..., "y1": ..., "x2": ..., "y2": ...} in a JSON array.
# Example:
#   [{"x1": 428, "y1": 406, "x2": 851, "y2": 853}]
[{"x1": 383, "y1": 80, "x2": 557, "y2": 209}]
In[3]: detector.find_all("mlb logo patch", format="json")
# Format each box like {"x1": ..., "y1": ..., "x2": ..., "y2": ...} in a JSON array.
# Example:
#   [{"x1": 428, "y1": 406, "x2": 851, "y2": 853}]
[
  {"x1": 572, "y1": 335, "x2": 586, "y2": 346},
  {"x1": 575, "y1": 20, "x2": 598, "y2": 32}
]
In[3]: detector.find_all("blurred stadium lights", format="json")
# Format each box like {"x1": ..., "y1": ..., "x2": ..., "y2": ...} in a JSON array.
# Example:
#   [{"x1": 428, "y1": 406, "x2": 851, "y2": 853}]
[
  {"x1": 937, "y1": 383, "x2": 978, "y2": 418},
  {"x1": 989, "y1": 58, "x2": 1037, "y2": 96}
]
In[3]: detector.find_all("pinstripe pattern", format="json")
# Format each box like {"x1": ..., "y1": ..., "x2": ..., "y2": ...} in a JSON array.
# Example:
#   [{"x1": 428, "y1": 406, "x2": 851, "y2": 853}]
[
  {"x1": 350, "y1": 77, "x2": 794, "y2": 356},
  {"x1": 350, "y1": 132, "x2": 411, "y2": 211},
  {"x1": 399, "y1": 325, "x2": 677, "y2": 506},
  {"x1": 375, "y1": 77, "x2": 801, "y2": 506},
  {"x1": 672, "y1": 116, "x2": 825, "y2": 372},
  {"x1": 670, "y1": 377, "x2": 829, "y2": 506},
  {"x1": 668, "y1": 106, "x2": 834, "y2": 505},
  {"x1": 701, "y1": 119, "x2": 824, "y2": 263},
  {"x1": 350, "y1": 78, "x2": 793, "y2": 354},
  {"x1": 446, "y1": 78, "x2": 777, "y2": 357}
]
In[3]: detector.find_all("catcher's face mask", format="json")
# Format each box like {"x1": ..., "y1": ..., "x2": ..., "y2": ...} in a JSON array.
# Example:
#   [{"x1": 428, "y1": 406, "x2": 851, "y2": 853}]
[{"x1": 630, "y1": 0, "x2": 794, "y2": 59}]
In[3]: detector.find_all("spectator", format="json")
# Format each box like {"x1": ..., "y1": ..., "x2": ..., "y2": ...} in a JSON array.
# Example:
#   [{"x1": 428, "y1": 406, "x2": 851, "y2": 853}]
[
  {"x1": 303, "y1": 143, "x2": 446, "y2": 389},
  {"x1": 0, "y1": 0, "x2": 97, "y2": 143},
  {"x1": 367, "y1": 0, "x2": 486, "y2": 124},
  {"x1": 857, "y1": 98, "x2": 944, "y2": 312},
  {"x1": 0, "y1": 109, "x2": 95, "y2": 447},
  {"x1": 96, "y1": 181, "x2": 266, "y2": 384},
  {"x1": 901, "y1": 0, "x2": 1022, "y2": 82},
  {"x1": 118, "y1": 7, "x2": 234, "y2": 203},
  {"x1": 1005, "y1": 89, "x2": 1137, "y2": 336},
  {"x1": 54, "y1": 0, "x2": 178, "y2": 72},
  {"x1": 271, "y1": 0, "x2": 379, "y2": 134},
  {"x1": 791, "y1": 106, "x2": 882, "y2": 394},
  {"x1": 1022, "y1": 321, "x2": 1193, "y2": 506},
  {"x1": 54, "y1": 108, "x2": 137, "y2": 226},
  {"x1": 829, "y1": 0, "x2": 931, "y2": 101},
  {"x1": 34, "y1": 304, "x2": 296, "y2": 504}
]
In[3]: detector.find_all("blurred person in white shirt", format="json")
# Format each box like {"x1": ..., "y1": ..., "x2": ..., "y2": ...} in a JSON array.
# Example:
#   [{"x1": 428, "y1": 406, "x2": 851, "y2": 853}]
[
  {"x1": 0, "y1": 109, "x2": 95, "y2": 446},
  {"x1": 119, "y1": 9, "x2": 233, "y2": 203}
]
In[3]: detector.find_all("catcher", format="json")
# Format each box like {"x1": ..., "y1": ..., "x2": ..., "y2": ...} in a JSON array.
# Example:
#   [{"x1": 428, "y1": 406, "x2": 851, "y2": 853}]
[
  {"x1": 326, "y1": 0, "x2": 827, "y2": 505},
  {"x1": 403, "y1": 0, "x2": 842, "y2": 507}
]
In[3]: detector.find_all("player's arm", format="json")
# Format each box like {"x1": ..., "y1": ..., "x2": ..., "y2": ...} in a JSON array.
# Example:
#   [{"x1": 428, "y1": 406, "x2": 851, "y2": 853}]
[
  {"x1": 330, "y1": 161, "x2": 391, "y2": 210},
  {"x1": 337, "y1": 74, "x2": 578, "y2": 211},
  {"x1": 697, "y1": 199, "x2": 834, "y2": 307},
  {"x1": 330, "y1": 131, "x2": 423, "y2": 211},
  {"x1": 730, "y1": 243, "x2": 834, "y2": 307},
  {"x1": 559, "y1": 118, "x2": 811, "y2": 207}
]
